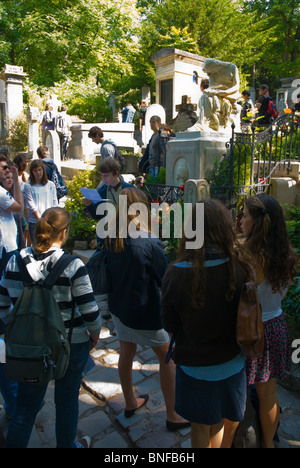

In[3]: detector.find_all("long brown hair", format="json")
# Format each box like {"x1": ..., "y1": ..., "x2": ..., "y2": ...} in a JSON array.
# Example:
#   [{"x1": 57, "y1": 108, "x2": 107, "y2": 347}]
[
  {"x1": 106, "y1": 187, "x2": 151, "y2": 253},
  {"x1": 243, "y1": 195, "x2": 298, "y2": 292},
  {"x1": 176, "y1": 199, "x2": 240, "y2": 308},
  {"x1": 34, "y1": 207, "x2": 71, "y2": 254},
  {"x1": 29, "y1": 159, "x2": 48, "y2": 186}
]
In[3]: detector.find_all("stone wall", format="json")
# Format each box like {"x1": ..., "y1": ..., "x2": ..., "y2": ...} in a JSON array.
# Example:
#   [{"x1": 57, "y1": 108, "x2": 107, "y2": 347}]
[{"x1": 67, "y1": 122, "x2": 139, "y2": 162}]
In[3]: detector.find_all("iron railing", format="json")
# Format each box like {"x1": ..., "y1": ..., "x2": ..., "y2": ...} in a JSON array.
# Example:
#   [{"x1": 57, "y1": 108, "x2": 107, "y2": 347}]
[
  {"x1": 142, "y1": 183, "x2": 184, "y2": 204},
  {"x1": 210, "y1": 111, "x2": 300, "y2": 219}
]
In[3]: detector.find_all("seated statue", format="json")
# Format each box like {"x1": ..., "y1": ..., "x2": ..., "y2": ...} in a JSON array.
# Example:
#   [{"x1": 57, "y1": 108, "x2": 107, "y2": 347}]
[{"x1": 189, "y1": 58, "x2": 241, "y2": 133}]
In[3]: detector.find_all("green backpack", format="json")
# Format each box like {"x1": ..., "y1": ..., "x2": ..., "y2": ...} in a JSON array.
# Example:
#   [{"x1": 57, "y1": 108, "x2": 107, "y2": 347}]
[{"x1": 5, "y1": 251, "x2": 76, "y2": 385}]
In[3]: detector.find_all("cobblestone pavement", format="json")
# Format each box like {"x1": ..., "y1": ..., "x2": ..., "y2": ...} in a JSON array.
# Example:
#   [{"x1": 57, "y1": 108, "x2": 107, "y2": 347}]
[{"x1": 1, "y1": 317, "x2": 300, "y2": 449}]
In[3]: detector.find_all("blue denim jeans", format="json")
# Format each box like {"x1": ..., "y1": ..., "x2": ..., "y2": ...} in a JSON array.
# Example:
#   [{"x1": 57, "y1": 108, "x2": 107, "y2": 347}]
[
  {"x1": 5, "y1": 341, "x2": 90, "y2": 448},
  {"x1": 0, "y1": 364, "x2": 18, "y2": 419},
  {"x1": 28, "y1": 222, "x2": 36, "y2": 244}
]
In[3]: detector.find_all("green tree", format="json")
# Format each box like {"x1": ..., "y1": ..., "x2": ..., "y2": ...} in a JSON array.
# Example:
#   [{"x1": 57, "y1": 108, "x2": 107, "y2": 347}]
[
  {"x1": 0, "y1": 0, "x2": 144, "y2": 120},
  {"x1": 243, "y1": 0, "x2": 300, "y2": 87},
  {"x1": 0, "y1": 0, "x2": 140, "y2": 84}
]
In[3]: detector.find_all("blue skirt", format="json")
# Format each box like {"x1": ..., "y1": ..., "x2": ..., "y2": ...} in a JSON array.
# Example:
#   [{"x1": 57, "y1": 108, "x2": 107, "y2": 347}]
[{"x1": 175, "y1": 365, "x2": 247, "y2": 425}]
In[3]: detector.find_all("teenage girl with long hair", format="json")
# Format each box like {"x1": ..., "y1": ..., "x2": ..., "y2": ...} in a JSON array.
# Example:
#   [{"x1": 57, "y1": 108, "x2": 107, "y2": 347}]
[
  {"x1": 241, "y1": 195, "x2": 298, "y2": 448},
  {"x1": 104, "y1": 187, "x2": 190, "y2": 430},
  {"x1": 161, "y1": 199, "x2": 250, "y2": 448},
  {"x1": 24, "y1": 159, "x2": 57, "y2": 243},
  {"x1": 0, "y1": 207, "x2": 101, "y2": 448}
]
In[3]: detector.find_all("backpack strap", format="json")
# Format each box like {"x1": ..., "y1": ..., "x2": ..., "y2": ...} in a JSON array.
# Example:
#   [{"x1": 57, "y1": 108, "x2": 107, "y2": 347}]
[
  {"x1": 43, "y1": 253, "x2": 76, "y2": 290},
  {"x1": 14, "y1": 251, "x2": 35, "y2": 286},
  {"x1": 43, "y1": 253, "x2": 78, "y2": 343}
]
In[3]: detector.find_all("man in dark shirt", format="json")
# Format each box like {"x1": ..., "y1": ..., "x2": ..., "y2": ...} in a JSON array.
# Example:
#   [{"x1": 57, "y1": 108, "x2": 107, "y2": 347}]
[{"x1": 255, "y1": 84, "x2": 271, "y2": 124}]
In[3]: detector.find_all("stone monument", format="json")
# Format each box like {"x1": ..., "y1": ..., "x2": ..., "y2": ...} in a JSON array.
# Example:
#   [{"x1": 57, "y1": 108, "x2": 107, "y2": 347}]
[
  {"x1": 0, "y1": 65, "x2": 26, "y2": 122},
  {"x1": 189, "y1": 58, "x2": 241, "y2": 134},
  {"x1": 166, "y1": 130, "x2": 229, "y2": 186},
  {"x1": 277, "y1": 77, "x2": 300, "y2": 111},
  {"x1": 44, "y1": 130, "x2": 61, "y2": 171},
  {"x1": 166, "y1": 58, "x2": 241, "y2": 187},
  {"x1": 169, "y1": 95, "x2": 198, "y2": 133},
  {"x1": 27, "y1": 106, "x2": 40, "y2": 159},
  {"x1": 151, "y1": 48, "x2": 207, "y2": 122},
  {"x1": 183, "y1": 179, "x2": 210, "y2": 204},
  {"x1": 144, "y1": 104, "x2": 166, "y2": 147}
]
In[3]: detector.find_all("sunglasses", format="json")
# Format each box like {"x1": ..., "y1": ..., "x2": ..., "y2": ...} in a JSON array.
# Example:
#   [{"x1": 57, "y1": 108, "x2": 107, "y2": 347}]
[{"x1": 0, "y1": 165, "x2": 9, "y2": 170}]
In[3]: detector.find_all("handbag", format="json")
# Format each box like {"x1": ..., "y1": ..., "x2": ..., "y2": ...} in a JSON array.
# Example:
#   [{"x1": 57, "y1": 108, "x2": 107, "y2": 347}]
[
  {"x1": 86, "y1": 246, "x2": 108, "y2": 295},
  {"x1": 236, "y1": 272, "x2": 264, "y2": 358}
]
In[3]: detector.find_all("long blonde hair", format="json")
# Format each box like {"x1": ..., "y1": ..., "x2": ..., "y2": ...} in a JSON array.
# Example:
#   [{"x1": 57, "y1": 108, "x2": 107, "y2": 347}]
[{"x1": 106, "y1": 187, "x2": 151, "y2": 253}]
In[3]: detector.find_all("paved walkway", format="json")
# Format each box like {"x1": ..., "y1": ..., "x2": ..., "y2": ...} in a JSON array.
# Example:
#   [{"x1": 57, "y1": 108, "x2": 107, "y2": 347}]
[{"x1": 1, "y1": 316, "x2": 300, "y2": 449}]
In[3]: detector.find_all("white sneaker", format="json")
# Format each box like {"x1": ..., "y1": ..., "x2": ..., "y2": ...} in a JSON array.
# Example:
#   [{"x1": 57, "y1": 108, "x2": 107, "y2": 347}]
[{"x1": 75, "y1": 436, "x2": 91, "y2": 448}]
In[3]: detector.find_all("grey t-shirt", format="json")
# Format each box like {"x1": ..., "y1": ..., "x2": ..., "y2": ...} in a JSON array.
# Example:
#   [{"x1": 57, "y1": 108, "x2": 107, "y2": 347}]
[{"x1": 101, "y1": 139, "x2": 116, "y2": 159}]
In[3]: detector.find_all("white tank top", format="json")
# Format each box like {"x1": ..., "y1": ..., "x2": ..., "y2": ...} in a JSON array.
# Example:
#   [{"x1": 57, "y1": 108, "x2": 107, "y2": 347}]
[{"x1": 258, "y1": 279, "x2": 287, "y2": 322}]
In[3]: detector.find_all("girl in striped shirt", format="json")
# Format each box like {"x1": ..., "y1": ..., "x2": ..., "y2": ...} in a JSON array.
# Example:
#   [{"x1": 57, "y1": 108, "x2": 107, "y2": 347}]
[{"x1": 0, "y1": 207, "x2": 101, "y2": 448}]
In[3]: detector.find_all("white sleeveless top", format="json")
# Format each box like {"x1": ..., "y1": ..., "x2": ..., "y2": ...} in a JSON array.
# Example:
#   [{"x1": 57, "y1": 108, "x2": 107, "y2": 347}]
[{"x1": 258, "y1": 279, "x2": 287, "y2": 322}]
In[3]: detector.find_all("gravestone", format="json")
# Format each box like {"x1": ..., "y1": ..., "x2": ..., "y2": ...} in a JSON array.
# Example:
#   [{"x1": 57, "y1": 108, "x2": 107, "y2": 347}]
[
  {"x1": 165, "y1": 58, "x2": 241, "y2": 186},
  {"x1": 0, "y1": 65, "x2": 26, "y2": 121},
  {"x1": 45, "y1": 130, "x2": 61, "y2": 171},
  {"x1": 27, "y1": 106, "x2": 40, "y2": 159},
  {"x1": 144, "y1": 104, "x2": 166, "y2": 147},
  {"x1": 67, "y1": 122, "x2": 138, "y2": 161},
  {"x1": 166, "y1": 130, "x2": 228, "y2": 186},
  {"x1": 183, "y1": 179, "x2": 210, "y2": 204},
  {"x1": 169, "y1": 95, "x2": 198, "y2": 132},
  {"x1": 277, "y1": 77, "x2": 300, "y2": 110}
]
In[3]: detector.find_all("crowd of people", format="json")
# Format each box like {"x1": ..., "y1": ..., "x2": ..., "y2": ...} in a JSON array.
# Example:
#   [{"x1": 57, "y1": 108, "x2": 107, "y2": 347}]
[
  {"x1": 0, "y1": 85, "x2": 298, "y2": 449},
  {"x1": 239, "y1": 84, "x2": 281, "y2": 131},
  {"x1": 0, "y1": 140, "x2": 297, "y2": 448},
  {"x1": 39, "y1": 103, "x2": 72, "y2": 160}
]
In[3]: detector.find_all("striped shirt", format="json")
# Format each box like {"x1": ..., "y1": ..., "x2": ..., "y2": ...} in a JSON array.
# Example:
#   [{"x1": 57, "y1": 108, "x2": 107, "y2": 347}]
[{"x1": 0, "y1": 247, "x2": 101, "y2": 344}]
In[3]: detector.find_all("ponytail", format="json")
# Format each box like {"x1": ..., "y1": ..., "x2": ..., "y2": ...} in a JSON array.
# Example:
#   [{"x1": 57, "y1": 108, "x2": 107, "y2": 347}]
[{"x1": 34, "y1": 207, "x2": 71, "y2": 254}]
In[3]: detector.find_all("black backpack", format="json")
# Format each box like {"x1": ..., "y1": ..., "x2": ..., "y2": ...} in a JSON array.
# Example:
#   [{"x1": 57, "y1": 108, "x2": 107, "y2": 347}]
[
  {"x1": 43, "y1": 111, "x2": 55, "y2": 126},
  {"x1": 5, "y1": 252, "x2": 76, "y2": 385},
  {"x1": 85, "y1": 246, "x2": 108, "y2": 296},
  {"x1": 43, "y1": 161, "x2": 68, "y2": 200}
]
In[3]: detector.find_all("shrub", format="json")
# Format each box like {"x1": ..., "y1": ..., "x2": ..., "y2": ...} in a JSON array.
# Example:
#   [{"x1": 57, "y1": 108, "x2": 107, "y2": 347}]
[
  {"x1": 64, "y1": 167, "x2": 98, "y2": 244},
  {"x1": 282, "y1": 204, "x2": 300, "y2": 338},
  {"x1": 6, "y1": 112, "x2": 28, "y2": 152}
]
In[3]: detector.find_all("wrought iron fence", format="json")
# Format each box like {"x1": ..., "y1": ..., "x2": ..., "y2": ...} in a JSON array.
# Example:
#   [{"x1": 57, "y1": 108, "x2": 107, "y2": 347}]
[
  {"x1": 210, "y1": 111, "x2": 300, "y2": 220},
  {"x1": 142, "y1": 183, "x2": 184, "y2": 204}
]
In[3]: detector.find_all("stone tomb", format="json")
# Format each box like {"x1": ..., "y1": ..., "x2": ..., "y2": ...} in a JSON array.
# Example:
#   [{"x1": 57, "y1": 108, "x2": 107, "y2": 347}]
[
  {"x1": 166, "y1": 130, "x2": 228, "y2": 187},
  {"x1": 151, "y1": 48, "x2": 207, "y2": 122},
  {"x1": 68, "y1": 122, "x2": 139, "y2": 163}
]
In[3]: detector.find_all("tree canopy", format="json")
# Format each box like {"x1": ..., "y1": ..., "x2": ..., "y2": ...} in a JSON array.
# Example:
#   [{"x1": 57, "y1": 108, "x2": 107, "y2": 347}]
[{"x1": 0, "y1": 0, "x2": 299, "y2": 121}]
